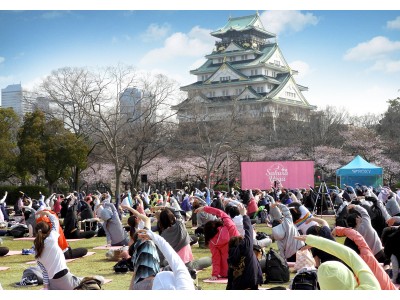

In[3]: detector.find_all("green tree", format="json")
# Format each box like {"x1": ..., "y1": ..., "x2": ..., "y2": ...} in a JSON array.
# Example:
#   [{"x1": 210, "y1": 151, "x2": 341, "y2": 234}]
[
  {"x1": 0, "y1": 108, "x2": 20, "y2": 182},
  {"x1": 17, "y1": 110, "x2": 46, "y2": 183},
  {"x1": 377, "y1": 97, "x2": 400, "y2": 161},
  {"x1": 17, "y1": 110, "x2": 88, "y2": 191}
]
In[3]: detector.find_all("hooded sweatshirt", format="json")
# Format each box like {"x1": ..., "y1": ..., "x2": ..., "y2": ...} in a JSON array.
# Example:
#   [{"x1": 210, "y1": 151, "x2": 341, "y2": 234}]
[
  {"x1": 353, "y1": 205, "x2": 383, "y2": 256},
  {"x1": 271, "y1": 204, "x2": 304, "y2": 259},
  {"x1": 335, "y1": 226, "x2": 396, "y2": 290},
  {"x1": 305, "y1": 235, "x2": 380, "y2": 290},
  {"x1": 227, "y1": 215, "x2": 262, "y2": 290}
]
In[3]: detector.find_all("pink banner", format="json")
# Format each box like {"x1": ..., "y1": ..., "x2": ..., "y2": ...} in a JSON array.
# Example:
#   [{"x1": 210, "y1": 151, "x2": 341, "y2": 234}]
[{"x1": 240, "y1": 161, "x2": 314, "y2": 190}]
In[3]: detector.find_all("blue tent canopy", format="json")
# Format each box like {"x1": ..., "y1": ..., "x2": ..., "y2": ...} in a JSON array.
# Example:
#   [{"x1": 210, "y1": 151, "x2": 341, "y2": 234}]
[{"x1": 336, "y1": 155, "x2": 383, "y2": 188}]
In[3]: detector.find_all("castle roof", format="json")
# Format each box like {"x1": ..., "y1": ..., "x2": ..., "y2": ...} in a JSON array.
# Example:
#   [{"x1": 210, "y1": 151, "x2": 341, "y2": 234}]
[{"x1": 211, "y1": 13, "x2": 276, "y2": 39}]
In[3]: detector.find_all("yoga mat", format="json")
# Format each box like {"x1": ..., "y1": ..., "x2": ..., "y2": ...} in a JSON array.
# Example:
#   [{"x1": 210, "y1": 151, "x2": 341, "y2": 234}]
[
  {"x1": 287, "y1": 262, "x2": 295, "y2": 268},
  {"x1": 0, "y1": 266, "x2": 10, "y2": 271},
  {"x1": 93, "y1": 245, "x2": 124, "y2": 250},
  {"x1": 14, "y1": 237, "x2": 84, "y2": 242},
  {"x1": 26, "y1": 251, "x2": 96, "y2": 264},
  {"x1": 203, "y1": 278, "x2": 228, "y2": 284},
  {"x1": 13, "y1": 237, "x2": 35, "y2": 241},
  {"x1": 4, "y1": 250, "x2": 22, "y2": 256}
]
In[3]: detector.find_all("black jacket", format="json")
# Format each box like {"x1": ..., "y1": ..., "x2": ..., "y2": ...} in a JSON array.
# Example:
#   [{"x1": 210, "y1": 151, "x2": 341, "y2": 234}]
[{"x1": 227, "y1": 215, "x2": 262, "y2": 290}]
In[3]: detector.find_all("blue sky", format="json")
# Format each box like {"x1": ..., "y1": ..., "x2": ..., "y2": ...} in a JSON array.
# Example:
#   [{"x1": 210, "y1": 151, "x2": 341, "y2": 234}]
[{"x1": 1, "y1": 9, "x2": 400, "y2": 116}]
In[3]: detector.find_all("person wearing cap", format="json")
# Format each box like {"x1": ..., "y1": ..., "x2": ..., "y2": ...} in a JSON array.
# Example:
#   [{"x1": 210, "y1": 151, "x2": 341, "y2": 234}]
[{"x1": 294, "y1": 234, "x2": 380, "y2": 290}]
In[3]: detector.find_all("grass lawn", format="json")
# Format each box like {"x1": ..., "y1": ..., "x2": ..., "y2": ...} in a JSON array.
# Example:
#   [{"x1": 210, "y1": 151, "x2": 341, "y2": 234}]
[{"x1": 0, "y1": 215, "x2": 339, "y2": 290}]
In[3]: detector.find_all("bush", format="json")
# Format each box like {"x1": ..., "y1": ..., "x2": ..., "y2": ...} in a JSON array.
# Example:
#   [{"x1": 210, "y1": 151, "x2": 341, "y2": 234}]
[{"x1": 0, "y1": 185, "x2": 49, "y2": 206}]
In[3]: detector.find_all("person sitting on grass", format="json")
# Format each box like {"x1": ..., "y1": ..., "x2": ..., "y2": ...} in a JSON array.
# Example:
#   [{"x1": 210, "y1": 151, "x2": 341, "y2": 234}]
[
  {"x1": 269, "y1": 201, "x2": 305, "y2": 262},
  {"x1": 63, "y1": 194, "x2": 97, "y2": 240},
  {"x1": 294, "y1": 234, "x2": 380, "y2": 290},
  {"x1": 98, "y1": 200, "x2": 129, "y2": 247},
  {"x1": 227, "y1": 203, "x2": 262, "y2": 290},
  {"x1": 136, "y1": 228, "x2": 195, "y2": 290},
  {"x1": 194, "y1": 205, "x2": 240, "y2": 280},
  {"x1": 34, "y1": 210, "x2": 104, "y2": 290},
  {"x1": 305, "y1": 216, "x2": 342, "y2": 267},
  {"x1": 36, "y1": 209, "x2": 88, "y2": 259}
]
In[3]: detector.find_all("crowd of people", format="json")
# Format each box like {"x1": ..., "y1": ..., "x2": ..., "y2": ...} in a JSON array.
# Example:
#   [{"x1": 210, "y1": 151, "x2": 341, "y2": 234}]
[{"x1": 0, "y1": 182, "x2": 399, "y2": 290}]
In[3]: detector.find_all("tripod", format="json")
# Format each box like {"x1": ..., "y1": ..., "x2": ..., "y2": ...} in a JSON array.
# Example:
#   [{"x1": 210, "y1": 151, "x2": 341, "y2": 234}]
[{"x1": 312, "y1": 181, "x2": 336, "y2": 216}]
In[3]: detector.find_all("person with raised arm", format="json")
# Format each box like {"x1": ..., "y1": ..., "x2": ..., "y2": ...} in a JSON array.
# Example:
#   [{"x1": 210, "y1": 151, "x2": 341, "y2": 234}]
[
  {"x1": 294, "y1": 234, "x2": 380, "y2": 290},
  {"x1": 332, "y1": 226, "x2": 397, "y2": 290}
]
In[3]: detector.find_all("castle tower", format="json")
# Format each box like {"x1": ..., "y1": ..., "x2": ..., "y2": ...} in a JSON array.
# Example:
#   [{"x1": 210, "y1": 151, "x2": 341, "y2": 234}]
[{"x1": 173, "y1": 13, "x2": 316, "y2": 124}]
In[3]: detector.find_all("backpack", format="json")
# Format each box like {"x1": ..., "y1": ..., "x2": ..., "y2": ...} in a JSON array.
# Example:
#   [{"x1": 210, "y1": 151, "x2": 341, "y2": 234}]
[
  {"x1": 73, "y1": 276, "x2": 104, "y2": 290},
  {"x1": 113, "y1": 258, "x2": 133, "y2": 273},
  {"x1": 291, "y1": 269, "x2": 319, "y2": 290},
  {"x1": 264, "y1": 248, "x2": 290, "y2": 284},
  {"x1": 9, "y1": 225, "x2": 28, "y2": 238}
]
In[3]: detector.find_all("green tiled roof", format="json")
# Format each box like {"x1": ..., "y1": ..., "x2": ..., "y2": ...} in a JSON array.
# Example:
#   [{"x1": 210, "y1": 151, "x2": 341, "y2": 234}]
[
  {"x1": 181, "y1": 74, "x2": 282, "y2": 91},
  {"x1": 191, "y1": 43, "x2": 277, "y2": 75},
  {"x1": 211, "y1": 13, "x2": 276, "y2": 39}
]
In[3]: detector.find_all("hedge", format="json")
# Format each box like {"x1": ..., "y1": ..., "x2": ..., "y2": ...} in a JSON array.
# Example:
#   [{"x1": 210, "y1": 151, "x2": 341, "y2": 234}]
[{"x1": 0, "y1": 186, "x2": 49, "y2": 206}]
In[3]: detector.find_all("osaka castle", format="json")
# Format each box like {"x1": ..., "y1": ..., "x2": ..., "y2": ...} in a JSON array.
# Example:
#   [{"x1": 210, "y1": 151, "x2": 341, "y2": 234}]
[{"x1": 173, "y1": 13, "x2": 316, "y2": 123}]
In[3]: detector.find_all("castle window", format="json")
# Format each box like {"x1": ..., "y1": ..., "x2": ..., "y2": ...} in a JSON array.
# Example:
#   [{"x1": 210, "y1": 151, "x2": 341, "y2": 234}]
[
  {"x1": 271, "y1": 71, "x2": 276, "y2": 77},
  {"x1": 208, "y1": 91, "x2": 216, "y2": 97},
  {"x1": 285, "y1": 92, "x2": 296, "y2": 98},
  {"x1": 256, "y1": 86, "x2": 264, "y2": 93},
  {"x1": 274, "y1": 60, "x2": 280, "y2": 66},
  {"x1": 220, "y1": 76, "x2": 230, "y2": 82},
  {"x1": 229, "y1": 56, "x2": 236, "y2": 62},
  {"x1": 241, "y1": 54, "x2": 248, "y2": 60},
  {"x1": 222, "y1": 89, "x2": 229, "y2": 96},
  {"x1": 250, "y1": 69, "x2": 258, "y2": 76},
  {"x1": 235, "y1": 88, "x2": 242, "y2": 95},
  {"x1": 218, "y1": 58, "x2": 223, "y2": 63}
]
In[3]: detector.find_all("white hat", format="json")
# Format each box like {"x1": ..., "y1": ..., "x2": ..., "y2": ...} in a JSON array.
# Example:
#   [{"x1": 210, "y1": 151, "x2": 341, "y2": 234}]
[{"x1": 152, "y1": 271, "x2": 176, "y2": 290}]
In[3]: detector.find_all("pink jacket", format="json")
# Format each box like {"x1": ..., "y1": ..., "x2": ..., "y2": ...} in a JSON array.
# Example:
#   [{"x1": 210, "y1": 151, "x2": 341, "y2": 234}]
[
  {"x1": 246, "y1": 197, "x2": 258, "y2": 216},
  {"x1": 204, "y1": 206, "x2": 240, "y2": 277},
  {"x1": 335, "y1": 227, "x2": 397, "y2": 290}
]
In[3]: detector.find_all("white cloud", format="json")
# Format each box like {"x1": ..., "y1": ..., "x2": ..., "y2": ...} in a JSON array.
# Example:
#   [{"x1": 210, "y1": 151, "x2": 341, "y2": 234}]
[
  {"x1": 289, "y1": 60, "x2": 312, "y2": 80},
  {"x1": 369, "y1": 59, "x2": 400, "y2": 73},
  {"x1": 0, "y1": 56, "x2": 4, "y2": 64},
  {"x1": 259, "y1": 10, "x2": 319, "y2": 35},
  {"x1": 141, "y1": 23, "x2": 171, "y2": 42},
  {"x1": 387, "y1": 16, "x2": 400, "y2": 30},
  {"x1": 344, "y1": 36, "x2": 400, "y2": 61},
  {"x1": 139, "y1": 26, "x2": 214, "y2": 67}
]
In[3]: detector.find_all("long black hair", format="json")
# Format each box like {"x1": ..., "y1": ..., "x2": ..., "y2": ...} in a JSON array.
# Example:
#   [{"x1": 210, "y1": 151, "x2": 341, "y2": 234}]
[{"x1": 203, "y1": 219, "x2": 224, "y2": 246}]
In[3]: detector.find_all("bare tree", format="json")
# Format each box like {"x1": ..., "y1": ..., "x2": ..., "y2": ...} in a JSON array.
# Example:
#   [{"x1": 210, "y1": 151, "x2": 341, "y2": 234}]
[{"x1": 28, "y1": 67, "x2": 102, "y2": 190}]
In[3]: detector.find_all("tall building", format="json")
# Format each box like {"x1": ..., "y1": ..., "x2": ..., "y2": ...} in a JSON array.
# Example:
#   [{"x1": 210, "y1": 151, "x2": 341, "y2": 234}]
[
  {"x1": 119, "y1": 87, "x2": 156, "y2": 123},
  {"x1": 173, "y1": 13, "x2": 316, "y2": 124},
  {"x1": 1, "y1": 83, "x2": 31, "y2": 115}
]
